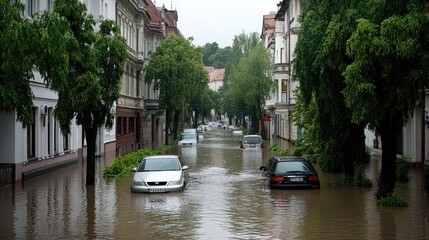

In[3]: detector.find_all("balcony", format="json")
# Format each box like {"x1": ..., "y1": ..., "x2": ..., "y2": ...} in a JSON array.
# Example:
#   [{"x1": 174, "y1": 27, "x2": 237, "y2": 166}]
[
  {"x1": 275, "y1": 63, "x2": 289, "y2": 74},
  {"x1": 144, "y1": 99, "x2": 159, "y2": 111}
]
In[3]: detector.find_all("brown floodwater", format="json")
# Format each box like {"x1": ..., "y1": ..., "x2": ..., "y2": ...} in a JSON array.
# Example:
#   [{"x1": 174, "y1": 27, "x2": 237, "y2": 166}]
[{"x1": 1, "y1": 127, "x2": 428, "y2": 239}]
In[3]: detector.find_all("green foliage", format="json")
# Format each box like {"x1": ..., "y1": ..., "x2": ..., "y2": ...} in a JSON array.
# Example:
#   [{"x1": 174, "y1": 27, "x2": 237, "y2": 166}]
[
  {"x1": 396, "y1": 156, "x2": 410, "y2": 182},
  {"x1": 268, "y1": 144, "x2": 290, "y2": 156},
  {"x1": 342, "y1": 164, "x2": 373, "y2": 188},
  {"x1": 103, "y1": 145, "x2": 170, "y2": 178},
  {"x1": 145, "y1": 35, "x2": 207, "y2": 139},
  {"x1": 377, "y1": 192, "x2": 408, "y2": 207},
  {"x1": 294, "y1": 0, "x2": 368, "y2": 176},
  {"x1": 202, "y1": 42, "x2": 219, "y2": 66},
  {"x1": 0, "y1": 1, "x2": 39, "y2": 124},
  {"x1": 222, "y1": 37, "x2": 273, "y2": 132}
]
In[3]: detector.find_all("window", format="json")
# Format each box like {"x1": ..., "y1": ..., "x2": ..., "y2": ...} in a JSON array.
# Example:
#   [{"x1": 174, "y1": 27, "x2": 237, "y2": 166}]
[
  {"x1": 48, "y1": 108, "x2": 52, "y2": 155},
  {"x1": 27, "y1": 108, "x2": 36, "y2": 159},
  {"x1": 129, "y1": 117, "x2": 135, "y2": 133},
  {"x1": 63, "y1": 134, "x2": 69, "y2": 151},
  {"x1": 47, "y1": 0, "x2": 53, "y2": 12},
  {"x1": 282, "y1": 80, "x2": 287, "y2": 93},
  {"x1": 122, "y1": 117, "x2": 127, "y2": 134},
  {"x1": 117, "y1": 117, "x2": 122, "y2": 135}
]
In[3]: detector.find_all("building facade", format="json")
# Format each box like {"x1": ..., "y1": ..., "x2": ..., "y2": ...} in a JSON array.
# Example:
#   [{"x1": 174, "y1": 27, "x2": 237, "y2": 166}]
[
  {"x1": 264, "y1": 0, "x2": 429, "y2": 164},
  {"x1": 262, "y1": 0, "x2": 302, "y2": 149},
  {"x1": 115, "y1": 0, "x2": 179, "y2": 155}
]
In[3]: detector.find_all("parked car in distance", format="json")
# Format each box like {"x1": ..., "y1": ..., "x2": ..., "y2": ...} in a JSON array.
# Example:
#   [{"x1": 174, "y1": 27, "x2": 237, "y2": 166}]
[
  {"x1": 240, "y1": 135, "x2": 263, "y2": 149},
  {"x1": 183, "y1": 128, "x2": 197, "y2": 134},
  {"x1": 232, "y1": 130, "x2": 243, "y2": 136},
  {"x1": 178, "y1": 132, "x2": 198, "y2": 146},
  {"x1": 130, "y1": 155, "x2": 189, "y2": 193},
  {"x1": 259, "y1": 156, "x2": 320, "y2": 189}
]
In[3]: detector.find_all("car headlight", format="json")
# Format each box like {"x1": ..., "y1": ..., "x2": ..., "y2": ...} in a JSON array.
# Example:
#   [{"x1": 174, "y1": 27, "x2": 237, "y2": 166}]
[
  {"x1": 133, "y1": 180, "x2": 144, "y2": 186},
  {"x1": 169, "y1": 179, "x2": 182, "y2": 185}
]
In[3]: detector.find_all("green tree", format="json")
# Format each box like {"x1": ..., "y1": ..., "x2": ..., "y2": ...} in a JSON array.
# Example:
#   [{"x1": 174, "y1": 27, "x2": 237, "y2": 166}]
[
  {"x1": 208, "y1": 47, "x2": 233, "y2": 69},
  {"x1": 294, "y1": 0, "x2": 368, "y2": 178},
  {"x1": 343, "y1": 0, "x2": 429, "y2": 197},
  {"x1": 224, "y1": 42, "x2": 273, "y2": 133},
  {"x1": 221, "y1": 32, "x2": 261, "y2": 126},
  {"x1": 202, "y1": 42, "x2": 219, "y2": 66},
  {"x1": 0, "y1": 1, "x2": 69, "y2": 123},
  {"x1": 145, "y1": 35, "x2": 207, "y2": 142},
  {"x1": 51, "y1": 0, "x2": 127, "y2": 185}
]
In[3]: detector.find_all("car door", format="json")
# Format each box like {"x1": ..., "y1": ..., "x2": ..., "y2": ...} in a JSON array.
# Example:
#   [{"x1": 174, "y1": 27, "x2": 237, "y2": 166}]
[{"x1": 261, "y1": 158, "x2": 275, "y2": 186}]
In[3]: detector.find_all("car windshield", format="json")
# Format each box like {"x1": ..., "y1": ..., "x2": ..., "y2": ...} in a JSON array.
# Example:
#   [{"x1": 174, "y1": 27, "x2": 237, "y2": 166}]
[
  {"x1": 180, "y1": 134, "x2": 196, "y2": 140},
  {"x1": 275, "y1": 161, "x2": 313, "y2": 173},
  {"x1": 138, "y1": 158, "x2": 180, "y2": 172},
  {"x1": 243, "y1": 136, "x2": 261, "y2": 144}
]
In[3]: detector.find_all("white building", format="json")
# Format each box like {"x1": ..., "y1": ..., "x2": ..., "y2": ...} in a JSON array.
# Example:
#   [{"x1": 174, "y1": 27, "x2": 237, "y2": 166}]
[
  {"x1": 262, "y1": 0, "x2": 302, "y2": 149},
  {"x1": 0, "y1": 0, "x2": 116, "y2": 184}
]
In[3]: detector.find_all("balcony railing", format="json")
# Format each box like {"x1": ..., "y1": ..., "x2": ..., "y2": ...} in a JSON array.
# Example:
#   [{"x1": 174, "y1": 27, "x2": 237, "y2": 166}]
[{"x1": 144, "y1": 99, "x2": 159, "y2": 111}]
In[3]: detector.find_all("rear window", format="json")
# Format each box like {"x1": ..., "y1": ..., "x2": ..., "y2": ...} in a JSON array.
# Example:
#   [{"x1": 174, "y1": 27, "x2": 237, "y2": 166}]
[
  {"x1": 274, "y1": 161, "x2": 313, "y2": 173},
  {"x1": 242, "y1": 136, "x2": 262, "y2": 144},
  {"x1": 180, "y1": 134, "x2": 197, "y2": 140}
]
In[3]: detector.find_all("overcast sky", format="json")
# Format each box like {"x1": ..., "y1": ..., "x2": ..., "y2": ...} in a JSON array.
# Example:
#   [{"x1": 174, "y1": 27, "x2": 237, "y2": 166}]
[{"x1": 156, "y1": 0, "x2": 280, "y2": 48}]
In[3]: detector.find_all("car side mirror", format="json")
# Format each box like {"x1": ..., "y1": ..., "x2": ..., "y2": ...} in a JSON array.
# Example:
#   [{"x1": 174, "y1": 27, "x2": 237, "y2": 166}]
[
  {"x1": 182, "y1": 166, "x2": 189, "y2": 170},
  {"x1": 259, "y1": 166, "x2": 266, "y2": 171},
  {"x1": 131, "y1": 167, "x2": 137, "y2": 172}
]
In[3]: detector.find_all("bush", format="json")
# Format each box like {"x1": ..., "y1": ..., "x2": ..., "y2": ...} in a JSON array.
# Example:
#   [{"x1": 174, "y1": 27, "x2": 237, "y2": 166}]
[
  {"x1": 268, "y1": 144, "x2": 290, "y2": 156},
  {"x1": 103, "y1": 145, "x2": 171, "y2": 178},
  {"x1": 377, "y1": 192, "x2": 408, "y2": 207},
  {"x1": 396, "y1": 155, "x2": 410, "y2": 182}
]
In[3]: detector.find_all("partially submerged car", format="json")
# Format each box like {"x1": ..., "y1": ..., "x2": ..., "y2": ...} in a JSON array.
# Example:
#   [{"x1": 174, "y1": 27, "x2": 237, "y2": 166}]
[
  {"x1": 178, "y1": 133, "x2": 198, "y2": 146},
  {"x1": 240, "y1": 135, "x2": 263, "y2": 149},
  {"x1": 130, "y1": 155, "x2": 189, "y2": 193},
  {"x1": 260, "y1": 156, "x2": 320, "y2": 189}
]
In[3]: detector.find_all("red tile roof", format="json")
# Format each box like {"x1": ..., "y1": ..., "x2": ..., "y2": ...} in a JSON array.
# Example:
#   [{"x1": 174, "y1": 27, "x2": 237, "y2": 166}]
[{"x1": 204, "y1": 67, "x2": 224, "y2": 81}]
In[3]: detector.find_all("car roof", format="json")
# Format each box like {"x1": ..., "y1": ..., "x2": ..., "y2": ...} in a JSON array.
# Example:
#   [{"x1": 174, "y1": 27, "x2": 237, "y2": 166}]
[
  {"x1": 144, "y1": 155, "x2": 179, "y2": 160},
  {"x1": 243, "y1": 135, "x2": 262, "y2": 138},
  {"x1": 273, "y1": 156, "x2": 309, "y2": 162}
]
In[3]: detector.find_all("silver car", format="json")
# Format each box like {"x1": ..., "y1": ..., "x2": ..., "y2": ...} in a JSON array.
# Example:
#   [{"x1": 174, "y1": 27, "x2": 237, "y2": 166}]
[
  {"x1": 130, "y1": 155, "x2": 189, "y2": 193},
  {"x1": 240, "y1": 135, "x2": 263, "y2": 149}
]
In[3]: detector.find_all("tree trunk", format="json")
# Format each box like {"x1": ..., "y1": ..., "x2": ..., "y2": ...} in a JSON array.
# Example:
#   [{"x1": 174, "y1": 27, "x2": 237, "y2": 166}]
[
  {"x1": 377, "y1": 117, "x2": 399, "y2": 198},
  {"x1": 165, "y1": 109, "x2": 170, "y2": 145},
  {"x1": 344, "y1": 123, "x2": 367, "y2": 179},
  {"x1": 173, "y1": 111, "x2": 180, "y2": 140},
  {"x1": 85, "y1": 126, "x2": 97, "y2": 185}
]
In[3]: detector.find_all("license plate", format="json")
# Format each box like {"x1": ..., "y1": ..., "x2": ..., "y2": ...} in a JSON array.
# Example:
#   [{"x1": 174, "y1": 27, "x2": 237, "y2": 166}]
[
  {"x1": 148, "y1": 188, "x2": 166, "y2": 193},
  {"x1": 290, "y1": 177, "x2": 303, "y2": 182}
]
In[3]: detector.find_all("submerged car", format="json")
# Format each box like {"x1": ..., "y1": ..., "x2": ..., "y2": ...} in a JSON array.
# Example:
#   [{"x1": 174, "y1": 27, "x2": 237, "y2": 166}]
[
  {"x1": 178, "y1": 133, "x2": 198, "y2": 146},
  {"x1": 130, "y1": 155, "x2": 189, "y2": 193},
  {"x1": 260, "y1": 156, "x2": 320, "y2": 189},
  {"x1": 240, "y1": 135, "x2": 263, "y2": 149}
]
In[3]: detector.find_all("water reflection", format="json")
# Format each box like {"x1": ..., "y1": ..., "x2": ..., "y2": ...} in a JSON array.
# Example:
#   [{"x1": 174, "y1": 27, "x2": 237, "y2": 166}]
[{"x1": 1, "y1": 128, "x2": 429, "y2": 239}]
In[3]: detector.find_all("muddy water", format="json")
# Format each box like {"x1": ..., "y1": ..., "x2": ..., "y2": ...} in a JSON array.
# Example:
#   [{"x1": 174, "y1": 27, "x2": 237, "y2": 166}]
[{"x1": 1, "y1": 128, "x2": 428, "y2": 239}]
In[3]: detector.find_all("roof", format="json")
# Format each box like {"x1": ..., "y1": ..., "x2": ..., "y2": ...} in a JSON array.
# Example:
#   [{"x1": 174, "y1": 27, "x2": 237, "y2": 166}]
[
  {"x1": 204, "y1": 66, "x2": 225, "y2": 82},
  {"x1": 145, "y1": 0, "x2": 164, "y2": 32},
  {"x1": 262, "y1": 12, "x2": 276, "y2": 32}
]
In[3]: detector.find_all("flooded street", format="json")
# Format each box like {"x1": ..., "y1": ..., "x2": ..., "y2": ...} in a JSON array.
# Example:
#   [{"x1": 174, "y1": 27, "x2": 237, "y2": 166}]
[{"x1": 1, "y1": 127, "x2": 429, "y2": 239}]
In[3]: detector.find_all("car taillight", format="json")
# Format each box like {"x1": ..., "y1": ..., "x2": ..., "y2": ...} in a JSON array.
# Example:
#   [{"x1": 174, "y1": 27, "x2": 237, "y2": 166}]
[
  {"x1": 270, "y1": 176, "x2": 284, "y2": 182},
  {"x1": 309, "y1": 176, "x2": 319, "y2": 181}
]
